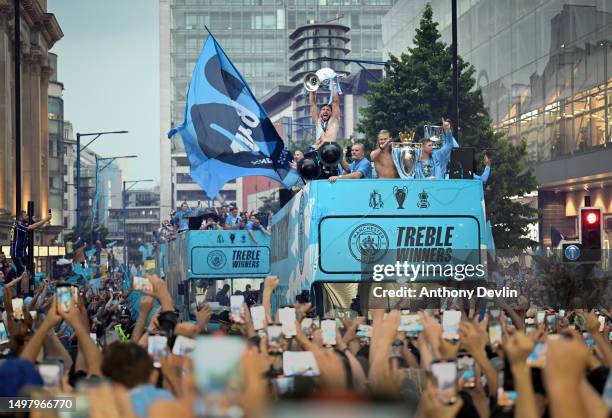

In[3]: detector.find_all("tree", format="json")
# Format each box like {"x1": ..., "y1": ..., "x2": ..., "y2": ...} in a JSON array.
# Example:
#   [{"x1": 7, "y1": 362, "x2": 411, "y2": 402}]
[
  {"x1": 358, "y1": 4, "x2": 538, "y2": 250},
  {"x1": 258, "y1": 192, "x2": 280, "y2": 214}
]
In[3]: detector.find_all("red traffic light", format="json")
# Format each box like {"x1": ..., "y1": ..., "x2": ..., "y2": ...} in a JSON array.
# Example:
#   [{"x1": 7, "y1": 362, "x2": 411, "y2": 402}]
[{"x1": 585, "y1": 211, "x2": 598, "y2": 225}]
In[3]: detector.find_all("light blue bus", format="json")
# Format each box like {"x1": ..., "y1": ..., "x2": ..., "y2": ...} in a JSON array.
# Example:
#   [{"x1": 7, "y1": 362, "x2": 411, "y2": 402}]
[{"x1": 270, "y1": 179, "x2": 494, "y2": 315}]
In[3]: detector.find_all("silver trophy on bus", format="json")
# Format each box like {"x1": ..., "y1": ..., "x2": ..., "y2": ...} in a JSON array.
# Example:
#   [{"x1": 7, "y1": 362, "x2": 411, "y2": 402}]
[
  {"x1": 303, "y1": 67, "x2": 343, "y2": 93},
  {"x1": 423, "y1": 124, "x2": 444, "y2": 149}
]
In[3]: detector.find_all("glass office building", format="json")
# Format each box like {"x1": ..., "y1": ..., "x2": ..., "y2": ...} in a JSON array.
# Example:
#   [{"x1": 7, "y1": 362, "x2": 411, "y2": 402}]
[
  {"x1": 160, "y1": 0, "x2": 397, "y2": 218},
  {"x1": 383, "y1": 0, "x2": 612, "y2": 247}
]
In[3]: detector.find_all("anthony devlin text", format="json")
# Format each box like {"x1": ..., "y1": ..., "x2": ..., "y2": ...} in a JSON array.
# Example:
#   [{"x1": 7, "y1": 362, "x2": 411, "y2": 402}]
[{"x1": 372, "y1": 286, "x2": 518, "y2": 299}]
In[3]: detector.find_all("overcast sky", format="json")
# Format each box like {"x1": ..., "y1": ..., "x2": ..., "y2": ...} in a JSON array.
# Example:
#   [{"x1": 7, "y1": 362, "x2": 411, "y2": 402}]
[{"x1": 48, "y1": 0, "x2": 160, "y2": 185}]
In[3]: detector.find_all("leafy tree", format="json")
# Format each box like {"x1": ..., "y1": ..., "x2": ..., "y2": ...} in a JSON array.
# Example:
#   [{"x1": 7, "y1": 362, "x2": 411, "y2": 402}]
[
  {"x1": 258, "y1": 192, "x2": 280, "y2": 214},
  {"x1": 358, "y1": 4, "x2": 537, "y2": 249}
]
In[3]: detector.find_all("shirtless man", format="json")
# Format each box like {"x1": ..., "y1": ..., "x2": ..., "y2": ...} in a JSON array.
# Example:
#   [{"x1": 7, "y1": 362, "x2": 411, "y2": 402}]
[
  {"x1": 309, "y1": 84, "x2": 340, "y2": 148},
  {"x1": 370, "y1": 129, "x2": 399, "y2": 179}
]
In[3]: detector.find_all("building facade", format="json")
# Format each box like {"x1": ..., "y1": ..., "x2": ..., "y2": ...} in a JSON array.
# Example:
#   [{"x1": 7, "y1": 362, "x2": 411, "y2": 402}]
[
  {"x1": 62, "y1": 121, "x2": 76, "y2": 231},
  {"x1": 159, "y1": 0, "x2": 397, "y2": 220},
  {"x1": 382, "y1": 0, "x2": 612, "y2": 247},
  {"x1": 47, "y1": 52, "x2": 65, "y2": 235},
  {"x1": 107, "y1": 187, "x2": 160, "y2": 266},
  {"x1": 0, "y1": 0, "x2": 63, "y2": 246}
]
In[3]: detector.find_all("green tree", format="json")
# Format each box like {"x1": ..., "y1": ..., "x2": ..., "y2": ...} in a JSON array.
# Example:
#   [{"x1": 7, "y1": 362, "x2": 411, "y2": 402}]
[
  {"x1": 259, "y1": 192, "x2": 280, "y2": 214},
  {"x1": 358, "y1": 4, "x2": 537, "y2": 249}
]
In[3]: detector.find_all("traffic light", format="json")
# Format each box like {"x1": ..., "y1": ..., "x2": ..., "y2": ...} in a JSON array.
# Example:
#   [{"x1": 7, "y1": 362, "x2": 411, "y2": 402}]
[{"x1": 579, "y1": 207, "x2": 602, "y2": 262}]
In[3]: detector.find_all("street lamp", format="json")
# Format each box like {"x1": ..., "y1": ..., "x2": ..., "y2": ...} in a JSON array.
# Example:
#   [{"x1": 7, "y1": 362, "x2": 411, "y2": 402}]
[
  {"x1": 91, "y1": 155, "x2": 138, "y2": 243},
  {"x1": 76, "y1": 130, "x2": 128, "y2": 240},
  {"x1": 123, "y1": 179, "x2": 154, "y2": 270}
]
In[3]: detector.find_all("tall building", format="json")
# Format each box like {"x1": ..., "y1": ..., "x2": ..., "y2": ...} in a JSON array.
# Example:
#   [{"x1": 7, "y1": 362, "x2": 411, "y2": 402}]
[
  {"x1": 159, "y1": 0, "x2": 398, "y2": 220},
  {"x1": 107, "y1": 186, "x2": 160, "y2": 266},
  {"x1": 382, "y1": 0, "x2": 612, "y2": 247},
  {"x1": 0, "y1": 0, "x2": 63, "y2": 246},
  {"x1": 63, "y1": 121, "x2": 76, "y2": 231},
  {"x1": 48, "y1": 53, "x2": 65, "y2": 235}
]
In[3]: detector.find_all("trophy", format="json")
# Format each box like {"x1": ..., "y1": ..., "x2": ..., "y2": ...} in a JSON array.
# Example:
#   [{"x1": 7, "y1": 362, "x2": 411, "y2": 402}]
[
  {"x1": 393, "y1": 131, "x2": 417, "y2": 177},
  {"x1": 393, "y1": 186, "x2": 408, "y2": 209},
  {"x1": 303, "y1": 67, "x2": 344, "y2": 93},
  {"x1": 423, "y1": 124, "x2": 444, "y2": 149}
]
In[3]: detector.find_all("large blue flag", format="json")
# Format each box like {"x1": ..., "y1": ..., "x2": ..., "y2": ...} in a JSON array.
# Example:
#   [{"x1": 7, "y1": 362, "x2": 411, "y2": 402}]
[{"x1": 168, "y1": 33, "x2": 299, "y2": 197}]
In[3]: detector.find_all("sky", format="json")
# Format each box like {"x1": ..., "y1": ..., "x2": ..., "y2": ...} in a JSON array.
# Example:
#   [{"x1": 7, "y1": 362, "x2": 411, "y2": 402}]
[{"x1": 48, "y1": 0, "x2": 160, "y2": 185}]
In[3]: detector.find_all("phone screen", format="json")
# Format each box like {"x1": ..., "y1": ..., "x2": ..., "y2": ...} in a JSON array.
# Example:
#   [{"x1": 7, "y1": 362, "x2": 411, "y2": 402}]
[
  {"x1": 279, "y1": 307, "x2": 297, "y2": 337},
  {"x1": 267, "y1": 324, "x2": 283, "y2": 353},
  {"x1": 133, "y1": 276, "x2": 152, "y2": 293},
  {"x1": 56, "y1": 286, "x2": 72, "y2": 313},
  {"x1": 536, "y1": 310, "x2": 545, "y2": 324},
  {"x1": 489, "y1": 309, "x2": 501, "y2": 322},
  {"x1": 389, "y1": 340, "x2": 403, "y2": 358},
  {"x1": 282, "y1": 351, "x2": 320, "y2": 377},
  {"x1": 250, "y1": 305, "x2": 266, "y2": 331},
  {"x1": 598, "y1": 315, "x2": 606, "y2": 332},
  {"x1": 172, "y1": 335, "x2": 197, "y2": 356},
  {"x1": 457, "y1": 354, "x2": 476, "y2": 388},
  {"x1": 356, "y1": 324, "x2": 372, "y2": 339},
  {"x1": 89, "y1": 333, "x2": 97, "y2": 344},
  {"x1": 489, "y1": 324, "x2": 502, "y2": 347},
  {"x1": 497, "y1": 370, "x2": 517, "y2": 407},
  {"x1": 526, "y1": 342, "x2": 547, "y2": 367},
  {"x1": 37, "y1": 363, "x2": 62, "y2": 387},
  {"x1": 525, "y1": 318, "x2": 536, "y2": 335},
  {"x1": 442, "y1": 310, "x2": 461, "y2": 340},
  {"x1": 12, "y1": 298, "x2": 24, "y2": 320},
  {"x1": 193, "y1": 336, "x2": 245, "y2": 392},
  {"x1": 321, "y1": 319, "x2": 336, "y2": 346},
  {"x1": 546, "y1": 314, "x2": 557, "y2": 334},
  {"x1": 0, "y1": 322, "x2": 8, "y2": 344},
  {"x1": 230, "y1": 295, "x2": 245, "y2": 323},
  {"x1": 301, "y1": 318, "x2": 313, "y2": 336},
  {"x1": 431, "y1": 360, "x2": 458, "y2": 404},
  {"x1": 274, "y1": 377, "x2": 295, "y2": 396},
  {"x1": 147, "y1": 332, "x2": 168, "y2": 368}
]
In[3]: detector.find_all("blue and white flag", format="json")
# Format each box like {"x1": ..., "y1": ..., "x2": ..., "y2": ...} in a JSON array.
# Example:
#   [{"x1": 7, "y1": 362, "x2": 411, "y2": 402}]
[{"x1": 168, "y1": 33, "x2": 299, "y2": 197}]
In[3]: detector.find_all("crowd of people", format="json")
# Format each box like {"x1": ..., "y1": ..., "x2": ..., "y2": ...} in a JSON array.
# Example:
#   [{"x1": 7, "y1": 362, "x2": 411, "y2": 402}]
[
  {"x1": 156, "y1": 202, "x2": 271, "y2": 243},
  {"x1": 0, "y1": 269, "x2": 609, "y2": 418}
]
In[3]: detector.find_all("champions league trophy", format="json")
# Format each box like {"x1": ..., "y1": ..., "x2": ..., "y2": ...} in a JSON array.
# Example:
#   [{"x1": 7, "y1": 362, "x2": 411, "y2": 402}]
[{"x1": 303, "y1": 67, "x2": 344, "y2": 95}]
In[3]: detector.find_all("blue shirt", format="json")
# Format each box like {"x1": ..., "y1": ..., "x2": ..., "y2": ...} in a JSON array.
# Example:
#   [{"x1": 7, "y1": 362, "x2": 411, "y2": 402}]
[
  {"x1": 413, "y1": 131, "x2": 455, "y2": 180},
  {"x1": 474, "y1": 165, "x2": 491, "y2": 184},
  {"x1": 173, "y1": 209, "x2": 192, "y2": 231},
  {"x1": 10, "y1": 221, "x2": 28, "y2": 258},
  {"x1": 341, "y1": 158, "x2": 372, "y2": 179},
  {"x1": 246, "y1": 221, "x2": 264, "y2": 231},
  {"x1": 130, "y1": 384, "x2": 174, "y2": 418},
  {"x1": 225, "y1": 214, "x2": 240, "y2": 229}
]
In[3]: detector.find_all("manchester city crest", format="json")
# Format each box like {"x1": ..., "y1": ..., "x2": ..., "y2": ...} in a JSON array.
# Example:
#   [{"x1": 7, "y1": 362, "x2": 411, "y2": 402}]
[
  {"x1": 348, "y1": 223, "x2": 389, "y2": 264},
  {"x1": 207, "y1": 250, "x2": 227, "y2": 270}
]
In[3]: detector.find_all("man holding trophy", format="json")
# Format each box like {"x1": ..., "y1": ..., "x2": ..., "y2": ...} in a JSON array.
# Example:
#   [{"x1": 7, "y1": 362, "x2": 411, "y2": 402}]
[{"x1": 306, "y1": 68, "x2": 341, "y2": 149}]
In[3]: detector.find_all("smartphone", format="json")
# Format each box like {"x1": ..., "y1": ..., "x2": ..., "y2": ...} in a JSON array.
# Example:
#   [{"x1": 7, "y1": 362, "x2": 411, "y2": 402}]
[
  {"x1": 403, "y1": 314, "x2": 424, "y2": 338},
  {"x1": 250, "y1": 305, "x2": 266, "y2": 331},
  {"x1": 525, "y1": 317, "x2": 536, "y2": 335},
  {"x1": 312, "y1": 317, "x2": 320, "y2": 329},
  {"x1": 267, "y1": 324, "x2": 283, "y2": 353},
  {"x1": 37, "y1": 360, "x2": 63, "y2": 387},
  {"x1": 29, "y1": 310, "x2": 37, "y2": 320},
  {"x1": 598, "y1": 315, "x2": 606, "y2": 332},
  {"x1": 89, "y1": 333, "x2": 97, "y2": 345},
  {"x1": 536, "y1": 310, "x2": 546, "y2": 324},
  {"x1": 195, "y1": 294, "x2": 207, "y2": 311},
  {"x1": 12, "y1": 298, "x2": 24, "y2": 320},
  {"x1": 545, "y1": 314, "x2": 557, "y2": 334},
  {"x1": 282, "y1": 351, "x2": 320, "y2": 377},
  {"x1": 321, "y1": 319, "x2": 336, "y2": 346},
  {"x1": 526, "y1": 342, "x2": 547, "y2": 368},
  {"x1": 0, "y1": 322, "x2": 9, "y2": 344},
  {"x1": 105, "y1": 329, "x2": 121, "y2": 346},
  {"x1": 442, "y1": 310, "x2": 461, "y2": 340},
  {"x1": 431, "y1": 359, "x2": 458, "y2": 404},
  {"x1": 279, "y1": 307, "x2": 297, "y2": 337},
  {"x1": 193, "y1": 336, "x2": 245, "y2": 392},
  {"x1": 356, "y1": 324, "x2": 373, "y2": 339},
  {"x1": 497, "y1": 370, "x2": 517, "y2": 408},
  {"x1": 172, "y1": 335, "x2": 197, "y2": 356},
  {"x1": 274, "y1": 377, "x2": 295, "y2": 396},
  {"x1": 583, "y1": 332, "x2": 595, "y2": 347},
  {"x1": 489, "y1": 309, "x2": 501, "y2": 322},
  {"x1": 558, "y1": 309, "x2": 566, "y2": 318},
  {"x1": 230, "y1": 295, "x2": 245, "y2": 324},
  {"x1": 147, "y1": 331, "x2": 168, "y2": 368},
  {"x1": 488, "y1": 323, "x2": 502, "y2": 348},
  {"x1": 56, "y1": 284, "x2": 72, "y2": 313},
  {"x1": 390, "y1": 340, "x2": 403, "y2": 358},
  {"x1": 133, "y1": 276, "x2": 152, "y2": 293},
  {"x1": 301, "y1": 317, "x2": 313, "y2": 336},
  {"x1": 457, "y1": 353, "x2": 476, "y2": 389}
]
